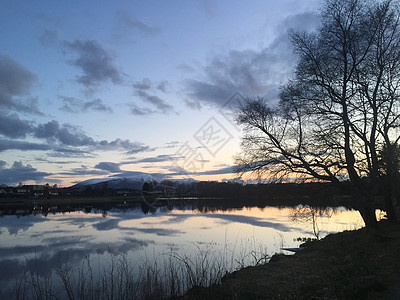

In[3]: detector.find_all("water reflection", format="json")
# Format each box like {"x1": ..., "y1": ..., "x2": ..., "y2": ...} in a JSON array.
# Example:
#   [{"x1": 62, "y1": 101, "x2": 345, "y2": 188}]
[
  {"x1": 0, "y1": 201, "x2": 364, "y2": 298},
  {"x1": 289, "y1": 205, "x2": 336, "y2": 239}
]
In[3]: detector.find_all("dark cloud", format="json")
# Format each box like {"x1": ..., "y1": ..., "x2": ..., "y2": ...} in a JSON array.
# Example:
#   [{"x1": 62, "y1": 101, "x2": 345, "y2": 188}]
[
  {"x1": 98, "y1": 138, "x2": 152, "y2": 154},
  {"x1": 50, "y1": 146, "x2": 93, "y2": 158},
  {"x1": 114, "y1": 11, "x2": 161, "y2": 39},
  {"x1": 0, "y1": 161, "x2": 52, "y2": 185},
  {"x1": 35, "y1": 157, "x2": 80, "y2": 165},
  {"x1": 35, "y1": 120, "x2": 96, "y2": 146},
  {"x1": 58, "y1": 165, "x2": 109, "y2": 177},
  {"x1": 0, "y1": 55, "x2": 37, "y2": 97},
  {"x1": 65, "y1": 39, "x2": 123, "y2": 88},
  {"x1": 131, "y1": 79, "x2": 174, "y2": 114},
  {"x1": 34, "y1": 122, "x2": 148, "y2": 153},
  {"x1": 60, "y1": 96, "x2": 113, "y2": 113},
  {"x1": 157, "y1": 80, "x2": 169, "y2": 93},
  {"x1": 135, "y1": 90, "x2": 173, "y2": 114},
  {"x1": 59, "y1": 96, "x2": 80, "y2": 113},
  {"x1": 0, "y1": 55, "x2": 41, "y2": 114},
  {"x1": 184, "y1": 12, "x2": 320, "y2": 108},
  {"x1": 0, "y1": 112, "x2": 32, "y2": 138},
  {"x1": 132, "y1": 78, "x2": 152, "y2": 90},
  {"x1": 83, "y1": 98, "x2": 113, "y2": 112},
  {"x1": 129, "y1": 103, "x2": 154, "y2": 115},
  {"x1": 95, "y1": 162, "x2": 121, "y2": 173},
  {"x1": 0, "y1": 112, "x2": 151, "y2": 156},
  {"x1": 0, "y1": 139, "x2": 51, "y2": 152},
  {"x1": 134, "y1": 154, "x2": 177, "y2": 164},
  {"x1": 196, "y1": 165, "x2": 234, "y2": 176},
  {"x1": 0, "y1": 160, "x2": 6, "y2": 169}
]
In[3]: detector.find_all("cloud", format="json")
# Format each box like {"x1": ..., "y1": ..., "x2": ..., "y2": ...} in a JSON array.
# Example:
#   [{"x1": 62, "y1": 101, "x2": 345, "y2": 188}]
[
  {"x1": 135, "y1": 90, "x2": 173, "y2": 113},
  {"x1": 35, "y1": 120, "x2": 96, "y2": 147},
  {"x1": 0, "y1": 55, "x2": 41, "y2": 114},
  {"x1": 83, "y1": 99, "x2": 113, "y2": 113},
  {"x1": 196, "y1": 165, "x2": 234, "y2": 176},
  {"x1": 64, "y1": 39, "x2": 123, "y2": 88},
  {"x1": 34, "y1": 121, "x2": 151, "y2": 153},
  {"x1": 0, "y1": 161, "x2": 52, "y2": 185},
  {"x1": 60, "y1": 96, "x2": 113, "y2": 113},
  {"x1": 133, "y1": 154, "x2": 179, "y2": 164},
  {"x1": 95, "y1": 162, "x2": 121, "y2": 173},
  {"x1": 113, "y1": 11, "x2": 161, "y2": 39},
  {"x1": 0, "y1": 112, "x2": 32, "y2": 138},
  {"x1": 129, "y1": 103, "x2": 154, "y2": 115},
  {"x1": 164, "y1": 141, "x2": 179, "y2": 149},
  {"x1": 0, "y1": 139, "x2": 51, "y2": 152},
  {"x1": 58, "y1": 165, "x2": 109, "y2": 177},
  {"x1": 131, "y1": 78, "x2": 174, "y2": 115},
  {"x1": 35, "y1": 157, "x2": 80, "y2": 165},
  {"x1": 38, "y1": 28, "x2": 60, "y2": 47},
  {"x1": 157, "y1": 80, "x2": 169, "y2": 93},
  {"x1": 132, "y1": 78, "x2": 152, "y2": 90},
  {"x1": 184, "y1": 12, "x2": 320, "y2": 108},
  {"x1": 98, "y1": 138, "x2": 152, "y2": 154},
  {"x1": 50, "y1": 146, "x2": 93, "y2": 158},
  {"x1": 0, "y1": 113, "x2": 152, "y2": 156}
]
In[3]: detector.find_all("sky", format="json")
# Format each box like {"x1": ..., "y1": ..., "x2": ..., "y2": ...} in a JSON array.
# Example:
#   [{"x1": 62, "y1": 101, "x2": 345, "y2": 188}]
[{"x1": 0, "y1": 0, "x2": 322, "y2": 187}]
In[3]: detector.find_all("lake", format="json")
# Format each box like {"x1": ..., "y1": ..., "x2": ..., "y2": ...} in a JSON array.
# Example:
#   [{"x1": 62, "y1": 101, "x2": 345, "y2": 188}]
[{"x1": 0, "y1": 199, "x2": 366, "y2": 299}]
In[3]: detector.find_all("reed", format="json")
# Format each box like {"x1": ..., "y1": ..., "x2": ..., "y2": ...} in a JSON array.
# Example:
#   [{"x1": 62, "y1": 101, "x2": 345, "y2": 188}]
[{"x1": 3, "y1": 240, "x2": 270, "y2": 300}]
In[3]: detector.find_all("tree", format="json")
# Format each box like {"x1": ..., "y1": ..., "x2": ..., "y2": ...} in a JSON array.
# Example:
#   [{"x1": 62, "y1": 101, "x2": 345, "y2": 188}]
[
  {"x1": 379, "y1": 143, "x2": 400, "y2": 221},
  {"x1": 235, "y1": 0, "x2": 400, "y2": 229}
]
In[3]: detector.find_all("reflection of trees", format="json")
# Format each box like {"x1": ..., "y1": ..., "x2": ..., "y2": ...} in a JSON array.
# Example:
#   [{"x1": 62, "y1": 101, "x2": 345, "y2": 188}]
[{"x1": 290, "y1": 206, "x2": 335, "y2": 240}]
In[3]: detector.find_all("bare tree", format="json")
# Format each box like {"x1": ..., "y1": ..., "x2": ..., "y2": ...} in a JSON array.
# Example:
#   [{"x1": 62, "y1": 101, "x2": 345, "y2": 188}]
[{"x1": 235, "y1": 0, "x2": 400, "y2": 229}]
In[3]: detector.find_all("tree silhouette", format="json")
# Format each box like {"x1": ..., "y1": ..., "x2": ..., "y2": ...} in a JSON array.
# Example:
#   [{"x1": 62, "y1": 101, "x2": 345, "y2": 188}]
[{"x1": 236, "y1": 0, "x2": 400, "y2": 229}]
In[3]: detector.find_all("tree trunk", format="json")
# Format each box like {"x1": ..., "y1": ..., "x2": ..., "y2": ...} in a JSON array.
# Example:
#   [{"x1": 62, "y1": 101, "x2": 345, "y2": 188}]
[
  {"x1": 358, "y1": 202, "x2": 378, "y2": 230},
  {"x1": 383, "y1": 193, "x2": 398, "y2": 223}
]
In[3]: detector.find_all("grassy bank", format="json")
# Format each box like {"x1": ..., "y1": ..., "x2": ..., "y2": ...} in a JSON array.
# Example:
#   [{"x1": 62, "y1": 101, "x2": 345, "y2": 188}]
[{"x1": 181, "y1": 221, "x2": 400, "y2": 299}]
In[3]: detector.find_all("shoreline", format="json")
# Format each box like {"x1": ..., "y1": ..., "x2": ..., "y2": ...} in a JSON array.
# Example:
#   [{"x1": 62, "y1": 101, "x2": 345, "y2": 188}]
[{"x1": 180, "y1": 221, "x2": 400, "y2": 299}]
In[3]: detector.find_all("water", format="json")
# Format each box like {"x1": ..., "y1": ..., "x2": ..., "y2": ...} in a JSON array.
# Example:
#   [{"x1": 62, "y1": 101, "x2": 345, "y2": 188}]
[{"x1": 0, "y1": 200, "x2": 364, "y2": 298}]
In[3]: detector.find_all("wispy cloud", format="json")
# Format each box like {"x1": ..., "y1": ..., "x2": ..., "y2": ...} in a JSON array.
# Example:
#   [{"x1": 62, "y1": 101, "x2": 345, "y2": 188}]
[
  {"x1": 113, "y1": 11, "x2": 161, "y2": 41},
  {"x1": 60, "y1": 96, "x2": 113, "y2": 113}
]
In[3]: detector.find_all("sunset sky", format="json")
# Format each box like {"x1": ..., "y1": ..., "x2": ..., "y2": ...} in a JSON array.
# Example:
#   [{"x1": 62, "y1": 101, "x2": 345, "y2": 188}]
[{"x1": 0, "y1": 0, "x2": 321, "y2": 187}]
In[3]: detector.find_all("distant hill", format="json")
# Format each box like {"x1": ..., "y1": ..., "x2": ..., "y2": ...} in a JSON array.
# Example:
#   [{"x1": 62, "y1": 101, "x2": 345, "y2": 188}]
[{"x1": 71, "y1": 176, "x2": 199, "y2": 191}]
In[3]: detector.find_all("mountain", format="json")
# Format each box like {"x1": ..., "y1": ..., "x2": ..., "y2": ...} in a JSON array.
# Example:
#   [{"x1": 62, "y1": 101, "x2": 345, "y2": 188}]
[{"x1": 71, "y1": 176, "x2": 199, "y2": 191}]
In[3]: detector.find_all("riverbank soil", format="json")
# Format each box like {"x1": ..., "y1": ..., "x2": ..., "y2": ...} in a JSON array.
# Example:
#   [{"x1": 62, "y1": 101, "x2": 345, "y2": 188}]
[{"x1": 182, "y1": 221, "x2": 400, "y2": 299}]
